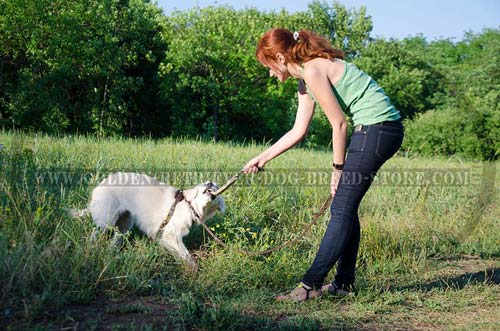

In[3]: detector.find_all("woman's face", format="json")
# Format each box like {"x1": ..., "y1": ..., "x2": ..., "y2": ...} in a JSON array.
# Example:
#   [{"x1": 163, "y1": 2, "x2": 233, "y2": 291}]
[{"x1": 264, "y1": 55, "x2": 290, "y2": 83}]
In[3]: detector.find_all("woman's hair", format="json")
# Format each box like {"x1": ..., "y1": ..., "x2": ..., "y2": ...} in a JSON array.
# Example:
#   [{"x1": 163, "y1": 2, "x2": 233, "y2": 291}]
[{"x1": 256, "y1": 28, "x2": 344, "y2": 66}]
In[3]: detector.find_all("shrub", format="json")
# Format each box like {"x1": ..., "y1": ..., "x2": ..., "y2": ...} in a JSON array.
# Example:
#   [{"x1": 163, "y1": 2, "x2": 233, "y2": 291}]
[{"x1": 402, "y1": 94, "x2": 499, "y2": 160}]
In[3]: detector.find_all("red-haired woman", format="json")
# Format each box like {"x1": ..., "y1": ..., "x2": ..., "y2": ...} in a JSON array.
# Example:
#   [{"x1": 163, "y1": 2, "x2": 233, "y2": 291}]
[{"x1": 242, "y1": 29, "x2": 404, "y2": 301}]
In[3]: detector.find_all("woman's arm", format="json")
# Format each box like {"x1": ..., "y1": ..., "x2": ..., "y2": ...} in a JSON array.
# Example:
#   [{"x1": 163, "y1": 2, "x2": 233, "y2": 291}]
[
  {"x1": 302, "y1": 63, "x2": 347, "y2": 166},
  {"x1": 242, "y1": 89, "x2": 315, "y2": 173}
]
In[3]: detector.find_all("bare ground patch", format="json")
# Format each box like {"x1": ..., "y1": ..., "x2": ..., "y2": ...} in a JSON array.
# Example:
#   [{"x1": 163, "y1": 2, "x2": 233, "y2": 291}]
[
  {"x1": 2, "y1": 257, "x2": 499, "y2": 331},
  {"x1": 359, "y1": 257, "x2": 500, "y2": 331},
  {"x1": 2, "y1": 297, "x2": 184, "y2": 331}
]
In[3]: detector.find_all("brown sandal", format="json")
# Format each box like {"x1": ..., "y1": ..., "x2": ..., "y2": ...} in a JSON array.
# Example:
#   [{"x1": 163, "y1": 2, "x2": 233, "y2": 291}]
[
  {"x1": 321, "y1": 282, "x2": 357, "y2": 297},
  {"x1": 275, "y1": 282, "x2": 322, "y2": 302}
]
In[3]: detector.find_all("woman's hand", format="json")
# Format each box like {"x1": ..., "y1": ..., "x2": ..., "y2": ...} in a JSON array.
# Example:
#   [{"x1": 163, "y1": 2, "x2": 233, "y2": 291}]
[
  {"x1": 330, "y1": 169, "x2": 342, "y2": 197},
  {"x1": 242, "y1": 156, "x2": 266, "y2": 174}
]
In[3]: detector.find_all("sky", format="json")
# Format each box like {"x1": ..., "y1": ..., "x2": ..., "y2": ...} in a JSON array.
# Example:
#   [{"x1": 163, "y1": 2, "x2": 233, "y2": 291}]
[{"x1": 156, "y1": 0, "x2": 500, "y2": 41}]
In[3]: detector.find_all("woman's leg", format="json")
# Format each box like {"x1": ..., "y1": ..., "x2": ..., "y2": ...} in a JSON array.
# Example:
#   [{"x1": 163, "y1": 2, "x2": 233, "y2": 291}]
[
  {"x1": 301, "y1": 121, "x2": 404, "y2": 289},
  {"x1": 301, "y1": 149, "x2": 376, "y2": 289},
  {"x1": 334, "y1": 213, "x2": 360, "y2": 286}
]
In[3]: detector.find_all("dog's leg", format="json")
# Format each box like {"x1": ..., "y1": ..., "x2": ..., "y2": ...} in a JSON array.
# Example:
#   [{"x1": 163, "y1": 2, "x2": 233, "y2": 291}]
[
  {"x1": 160, "y1": 233, "x2": 184, "y2": 259},
  {"x1": 160, "y1": 232, "x2": 195, "y2": 268},
  {"x1": 175, "y1": 235, "x2": 194, "y2": 265},
  {"x1": 177, "y1": 236, "x2": 198, "y2": 272},
  {"x1": 90, "y1": 226, "x2": 114, "y2": 244},
  {"x1": 108, "y1": 211, "x2": 132, "y2": 249}
]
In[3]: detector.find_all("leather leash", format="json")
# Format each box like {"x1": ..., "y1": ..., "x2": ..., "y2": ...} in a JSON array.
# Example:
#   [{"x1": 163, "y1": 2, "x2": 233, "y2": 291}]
[
  {"x1": 199, "y1": 193, "x2": 332, "y2": 256},
  {"x1": 158, "y1": 169, "x2": 334, "y2": 256},
  {"x1": 206, "y1": 168, "x2": 334, "y2": 256}
]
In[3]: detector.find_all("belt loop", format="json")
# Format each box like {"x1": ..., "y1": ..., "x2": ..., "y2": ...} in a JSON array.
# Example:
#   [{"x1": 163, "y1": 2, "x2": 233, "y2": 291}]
[{"x1": 354, "y1": 124, "x2": 364, "y2": 132}]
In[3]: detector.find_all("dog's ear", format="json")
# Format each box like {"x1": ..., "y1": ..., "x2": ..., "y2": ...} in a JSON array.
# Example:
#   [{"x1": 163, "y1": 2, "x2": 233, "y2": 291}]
[{"x1": 183, "y1": 187, "x2": 200, "y2": 202}]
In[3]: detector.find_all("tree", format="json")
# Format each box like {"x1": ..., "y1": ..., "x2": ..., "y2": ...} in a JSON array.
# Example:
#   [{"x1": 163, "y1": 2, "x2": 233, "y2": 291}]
[
  {"x1": 306, "y1": 0, "x2": 372, "y2": 59},
  {"x1": 0, "y1": 0, "x2": 169, "y2": 136},
  {"x1": 159, "y1": 2, "x2": 372, "y2": 142},
  {"x1": 353, "y1": 38, "x2": 445, "y2": 119},
  {"x1": 402, "y1": 29, "x2": 500, "y2": 160}
]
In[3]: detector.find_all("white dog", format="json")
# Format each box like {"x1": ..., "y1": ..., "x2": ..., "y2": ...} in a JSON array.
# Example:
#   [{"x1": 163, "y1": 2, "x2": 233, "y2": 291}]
[{"x1": 71, "y1": 172, "x2": 225, "y2": 266}]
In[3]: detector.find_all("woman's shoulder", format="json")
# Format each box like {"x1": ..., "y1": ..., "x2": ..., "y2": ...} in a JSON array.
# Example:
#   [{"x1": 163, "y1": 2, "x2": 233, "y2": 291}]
[
  {"x1": 303, "y1": 58, "x2": 345, "y2": 84},
  {"x1": 303, "y1": 57, "x2": 330, "y2": 68},
  {"x1": 302, "y1": 58, "x2": 329, "y2": 78}
]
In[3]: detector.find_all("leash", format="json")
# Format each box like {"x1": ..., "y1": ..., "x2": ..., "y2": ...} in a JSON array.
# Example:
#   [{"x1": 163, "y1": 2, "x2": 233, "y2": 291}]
[
  {"x1": 198, "y1": 192, "x2": 333, "y2": 256},
  {"x1": 206, "y1": 168, "x2": 333, "y2": 256},
  {"x1": 158, "y1": 168, "x2": 333, "y2": 256}
]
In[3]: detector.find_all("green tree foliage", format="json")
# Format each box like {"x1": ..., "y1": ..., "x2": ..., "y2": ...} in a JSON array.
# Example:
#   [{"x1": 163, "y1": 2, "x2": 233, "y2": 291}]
[
  {"x1": 307, "y1": 1, "x2": 372, "y2": 58},
  {"x1": 159, "y1": 6, "x2": 293, "y2": 141},
  {"x1": 0, "y1": 0, "x2": 373, "y2": 141},
  {"x1": 0, "y1": 0, "x2": 168, "y2": 135},
  {"x1": 159, "y1": 1, "x2": 372, "y2": 141},
  {"x1": 403, "y1": 29, "x2": 499, "y2": 160},
  {"x1": 353, "y1": 38, "x2": 445, "y2": 119},
  {"x1": 0, "y1": 0, "x2": 497, "y2": 159}
]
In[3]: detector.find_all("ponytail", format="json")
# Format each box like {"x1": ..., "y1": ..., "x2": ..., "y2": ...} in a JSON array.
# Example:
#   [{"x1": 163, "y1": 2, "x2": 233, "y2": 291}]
[
  {"x1": 256, "y1": 28, "x2": 344, "y2": 66},
  {"x1": 291, "y1": 30, "x2": 344, "y2": 63}
]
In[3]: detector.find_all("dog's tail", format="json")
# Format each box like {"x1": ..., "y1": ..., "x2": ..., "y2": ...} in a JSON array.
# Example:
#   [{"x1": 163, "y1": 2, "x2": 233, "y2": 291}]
[{"x1": 67, "y1": 207, "x2": 90, "y2": 219}]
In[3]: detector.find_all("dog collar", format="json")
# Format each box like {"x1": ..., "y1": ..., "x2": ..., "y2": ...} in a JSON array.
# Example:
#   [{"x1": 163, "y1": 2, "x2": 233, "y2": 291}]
[
  {"x1": 156, "y1": 190, "x2": 185, "y2": 238},
  {"x1": 156, "y1": 189, "x2": 204, "y2": 239}
]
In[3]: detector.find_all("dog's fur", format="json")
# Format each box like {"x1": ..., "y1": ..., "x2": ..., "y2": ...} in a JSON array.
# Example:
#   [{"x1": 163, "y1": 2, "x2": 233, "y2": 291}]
[{"x1": 71, "y1": 172, "x2": 225, "y2": 266}]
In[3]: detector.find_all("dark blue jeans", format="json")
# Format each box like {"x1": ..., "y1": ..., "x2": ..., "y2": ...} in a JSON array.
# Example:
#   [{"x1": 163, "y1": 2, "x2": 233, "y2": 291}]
[{"x1": 302, "y1": 119, "x2": 404, "y2": 289}]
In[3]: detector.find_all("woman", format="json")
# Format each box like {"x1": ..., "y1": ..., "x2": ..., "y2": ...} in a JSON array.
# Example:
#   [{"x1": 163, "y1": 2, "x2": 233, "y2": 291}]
[{"x1": 242, "y1": 29, "x2": 404, "y2": 302}]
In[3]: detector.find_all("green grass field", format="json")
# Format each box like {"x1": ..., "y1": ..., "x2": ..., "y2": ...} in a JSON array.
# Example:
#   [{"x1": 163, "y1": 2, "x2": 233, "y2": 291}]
[{"x1": 1, "y1": 131, "x2": 499, "y2": 331}]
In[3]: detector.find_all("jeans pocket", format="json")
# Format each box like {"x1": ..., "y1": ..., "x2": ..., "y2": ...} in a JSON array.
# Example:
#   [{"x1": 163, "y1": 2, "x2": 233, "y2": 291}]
[
  {"x1": 348, "y1": 131, "x2": 367, "y2": 153},
  {"x1": 375, "y1": 129, "x2": 403, "y2": 159}
]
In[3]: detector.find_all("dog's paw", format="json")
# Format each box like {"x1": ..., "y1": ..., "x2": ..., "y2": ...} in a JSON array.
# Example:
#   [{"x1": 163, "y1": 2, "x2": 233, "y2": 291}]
[{"x1": 184, "y1": 259, "x2": 198, "y2": 274}]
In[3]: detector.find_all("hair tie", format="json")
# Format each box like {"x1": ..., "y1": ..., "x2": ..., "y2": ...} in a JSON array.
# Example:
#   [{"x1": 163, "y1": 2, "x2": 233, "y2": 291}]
[{"x1": 293, "y1": 31, "x2": 300, "y2": 42}]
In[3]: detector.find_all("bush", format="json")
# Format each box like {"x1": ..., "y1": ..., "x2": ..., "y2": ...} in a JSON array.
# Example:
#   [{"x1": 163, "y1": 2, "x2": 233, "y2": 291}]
[{"x1": 402, "y1": 96, "x2": 499, "y2": 160}]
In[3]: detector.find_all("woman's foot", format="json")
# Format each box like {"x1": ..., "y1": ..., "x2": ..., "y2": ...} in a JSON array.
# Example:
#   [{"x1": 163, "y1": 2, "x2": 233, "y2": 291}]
[
  {"x1": 275, "y1": 282, "x2": 322, "y2": 302},
  {"x1": 321, "y1": 282, "x2": 357, "y2": 297}
]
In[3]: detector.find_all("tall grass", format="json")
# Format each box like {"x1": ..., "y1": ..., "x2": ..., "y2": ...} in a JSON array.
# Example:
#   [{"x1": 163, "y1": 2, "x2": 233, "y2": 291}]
[{"x1": 0, "y1": 131, "x2": 498, "y2": 329}]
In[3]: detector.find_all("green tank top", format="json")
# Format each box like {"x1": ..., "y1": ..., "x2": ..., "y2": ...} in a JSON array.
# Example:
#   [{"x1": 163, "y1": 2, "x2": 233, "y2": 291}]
[{"x1": 301, "y1": 60, "x2": 401, "y2": 126}]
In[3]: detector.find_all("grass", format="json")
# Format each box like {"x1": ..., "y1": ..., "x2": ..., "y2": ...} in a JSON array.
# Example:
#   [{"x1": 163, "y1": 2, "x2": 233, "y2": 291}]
[{"x1": 0, "y1": 130, "x2": 499, "y2": 330}]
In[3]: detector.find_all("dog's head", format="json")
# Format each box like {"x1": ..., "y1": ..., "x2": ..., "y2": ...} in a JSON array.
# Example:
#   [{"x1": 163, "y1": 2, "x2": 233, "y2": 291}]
[{"x1": 183, "y1": 181, "x2": 225, "y2": 222}]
